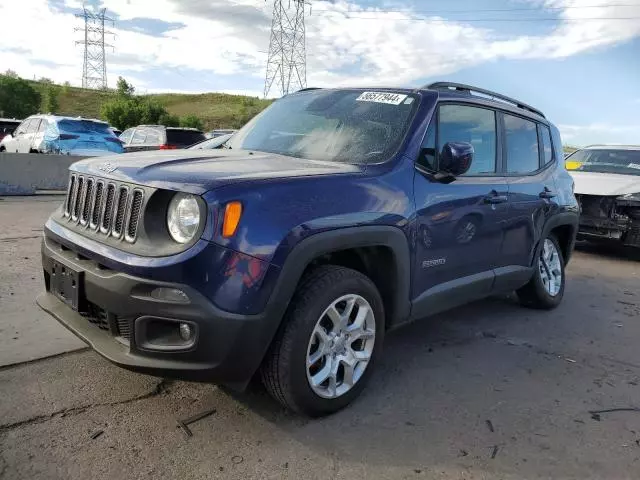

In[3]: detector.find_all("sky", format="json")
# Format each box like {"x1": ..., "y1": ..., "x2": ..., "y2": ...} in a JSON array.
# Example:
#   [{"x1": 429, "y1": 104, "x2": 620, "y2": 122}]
[{"x1": 0, "y1": 0, "x2": 639, "y2": 146}]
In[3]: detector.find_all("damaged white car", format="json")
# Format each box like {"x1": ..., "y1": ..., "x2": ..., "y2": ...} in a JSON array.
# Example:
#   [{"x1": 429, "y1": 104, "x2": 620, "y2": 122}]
[{"x1": 567, "y1": 145, "x2": 640, "y2": 247}]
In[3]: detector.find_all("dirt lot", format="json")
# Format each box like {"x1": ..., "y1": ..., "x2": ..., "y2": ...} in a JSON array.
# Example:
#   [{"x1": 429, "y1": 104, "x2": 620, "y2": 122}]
[{"x1": 1, "y1": 197, "x2": 639, "y2": 479}]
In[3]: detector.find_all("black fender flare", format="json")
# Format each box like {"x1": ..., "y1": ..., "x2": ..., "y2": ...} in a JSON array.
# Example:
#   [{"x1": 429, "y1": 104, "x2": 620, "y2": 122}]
[
  {"x1": 534, "y1": 212, "x2": 579, "y2": 266},
  {"x1": 232, "y1": 225, "x2": 412, "y2": 388},
  {"x1": 267, "y1": 225, "x2": 412, "y2": 325}
]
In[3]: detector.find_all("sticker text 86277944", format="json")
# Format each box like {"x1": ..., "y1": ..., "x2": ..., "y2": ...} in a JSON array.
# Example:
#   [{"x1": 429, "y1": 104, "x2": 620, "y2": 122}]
[{"x1": 356, "y1": 91, "x2": 409, "y2": 105}]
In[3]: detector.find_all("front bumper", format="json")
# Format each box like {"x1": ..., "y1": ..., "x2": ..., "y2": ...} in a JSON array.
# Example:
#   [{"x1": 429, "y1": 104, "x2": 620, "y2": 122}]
[
  {"x1": 38, "y1": 234, "x2": 275, "y2": 385},
  {"x1": 577, "y1": 217, "x2": 640, "y2": 247}
]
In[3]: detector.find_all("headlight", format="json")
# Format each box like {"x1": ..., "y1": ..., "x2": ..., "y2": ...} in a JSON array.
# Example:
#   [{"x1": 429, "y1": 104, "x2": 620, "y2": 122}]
[{"x1": 167, "y1": 193, "x2": 201, "y2": 244}]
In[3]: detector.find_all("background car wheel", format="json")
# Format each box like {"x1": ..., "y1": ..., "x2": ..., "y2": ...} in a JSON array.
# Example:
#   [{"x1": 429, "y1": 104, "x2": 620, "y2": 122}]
[
  {"x1": 517, "y1": 233, "x2": 565, "y2": 309},
  {"x1": 261, "y1": 265, "x2": 384, "y2": 416}
]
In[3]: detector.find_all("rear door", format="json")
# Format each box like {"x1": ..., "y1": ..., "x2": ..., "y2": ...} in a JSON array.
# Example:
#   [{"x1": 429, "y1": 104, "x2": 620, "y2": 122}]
[{"x1": 500, "y1": 115, "x2": 558, "y2": 283}]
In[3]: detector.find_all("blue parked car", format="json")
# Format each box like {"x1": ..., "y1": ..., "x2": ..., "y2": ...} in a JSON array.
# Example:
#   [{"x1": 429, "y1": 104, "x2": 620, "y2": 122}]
[
  {"x1": 40, "y1": 116, "x2": 124, "y2": 156},
  {"x1": 37, "y1": 82, "x2": 579, "y2": 416}
]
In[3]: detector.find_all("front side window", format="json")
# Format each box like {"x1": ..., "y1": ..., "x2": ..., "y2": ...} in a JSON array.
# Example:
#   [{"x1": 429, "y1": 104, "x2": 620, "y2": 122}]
[
  {"x1": 417, "y1": 121, "x2": 436, "y2": 171},
  {"x1": 438, "y1": 105, "x2": 497, "y2": 175},
  {"x1": 566, "y1": 149, "x2": 640, "y2": 176},
  {"x1": 227, "y1": 89, "x2": 419, "y2": 164},
  {"x1": 15, "y1": 120, "x2": 29, "y2": 135},
  {"x1": 505, "y1": 115, "x2": 540, "y2": 173}
]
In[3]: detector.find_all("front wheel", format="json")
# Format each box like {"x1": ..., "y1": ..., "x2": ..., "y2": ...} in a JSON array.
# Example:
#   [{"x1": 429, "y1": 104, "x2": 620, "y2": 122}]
[
  {"x1": 517, "y1": 234, "x2": 565, "y2": 309},
  {"x1": 261, "y1": 265, "x2": 384, "y2": 416}
]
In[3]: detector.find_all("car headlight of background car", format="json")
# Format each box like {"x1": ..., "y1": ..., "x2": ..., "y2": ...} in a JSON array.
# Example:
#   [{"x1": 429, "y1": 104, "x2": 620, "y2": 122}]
[{"x1": 167, "y1": 193, "x2": 202, "y2": 243}]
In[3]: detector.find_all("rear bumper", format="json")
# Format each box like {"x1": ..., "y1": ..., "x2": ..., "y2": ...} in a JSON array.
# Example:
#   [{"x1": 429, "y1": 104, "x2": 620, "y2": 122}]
[{"x1": 38, "y1": 235, "x2": 277, "y2": 386}]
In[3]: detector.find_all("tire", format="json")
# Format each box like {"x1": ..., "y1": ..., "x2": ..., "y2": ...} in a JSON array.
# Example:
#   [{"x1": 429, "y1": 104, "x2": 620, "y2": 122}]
[
  {"x1": 261, "y1": 265, "x2": 385, "y2": 416},
  {"x1": 517, "y1": 233, "x2": 565, "y2": 309}
]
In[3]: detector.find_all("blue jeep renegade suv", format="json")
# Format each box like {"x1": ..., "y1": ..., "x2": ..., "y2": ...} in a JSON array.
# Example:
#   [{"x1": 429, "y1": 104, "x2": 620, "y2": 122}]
[{"x1": 38, "y1": 82, "x2": 579, "y2": 416}]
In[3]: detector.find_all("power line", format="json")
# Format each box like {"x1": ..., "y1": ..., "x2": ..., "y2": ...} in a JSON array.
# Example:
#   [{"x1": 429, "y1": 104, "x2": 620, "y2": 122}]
[
  {"x1": 310, "y1": 14, "x2": 640, "y2": 22},
  {"x1": 312, "y1": 3, "x2": 640, "y2": 15}
]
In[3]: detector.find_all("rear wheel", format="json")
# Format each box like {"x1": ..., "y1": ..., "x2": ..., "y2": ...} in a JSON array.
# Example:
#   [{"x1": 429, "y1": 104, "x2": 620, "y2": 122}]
[
  {"x1": 261, "y1": 265, "x2": 384, "y2": 416},
  {"x1": 517, "y1": 234, "x2": 565, "y2": 309}
]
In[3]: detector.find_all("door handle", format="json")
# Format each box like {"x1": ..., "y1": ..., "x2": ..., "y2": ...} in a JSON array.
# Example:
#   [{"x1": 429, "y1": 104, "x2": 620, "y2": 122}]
[
  {"x1": 539, "y1": 187, "x2": 556, "y2": 199},
  {"x1": 484, "y1": 192, "x2": 508, "y2": 204}
]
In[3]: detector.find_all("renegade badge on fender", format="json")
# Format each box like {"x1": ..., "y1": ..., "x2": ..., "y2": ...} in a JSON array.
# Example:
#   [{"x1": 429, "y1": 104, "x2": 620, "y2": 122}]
[{"x1": 38, "y1": 83, "x2": 579, "y2": 416}]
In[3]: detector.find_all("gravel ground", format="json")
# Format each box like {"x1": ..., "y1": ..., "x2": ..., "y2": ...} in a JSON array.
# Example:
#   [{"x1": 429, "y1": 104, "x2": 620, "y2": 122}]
[
  {"x1": 1, "y1": 229, "x2": 639, "y2": 479},
  {"x1": 0, "y1": 196, "x2": 85, "y2": 367}
]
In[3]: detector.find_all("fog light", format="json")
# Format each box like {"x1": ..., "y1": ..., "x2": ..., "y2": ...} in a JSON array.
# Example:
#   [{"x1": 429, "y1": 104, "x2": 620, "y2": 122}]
[
  {"x1": 150, "y1": 287, "x2": 190, "y2": 304},
  {"x1": 179, "y1": 323, "x2": 194, "y2": 341}
]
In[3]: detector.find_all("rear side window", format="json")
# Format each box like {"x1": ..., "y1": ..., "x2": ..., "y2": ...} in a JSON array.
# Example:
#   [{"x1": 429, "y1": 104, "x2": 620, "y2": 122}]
[
  {"x1": 504, "y1": 115, "x2": 539, "y2": 174},
  {"x1": 539, "y1": 124, "x2": 554, "y2": 165},
  {"x1": 57, "y1": 120, "x2": 112, "y2": 135},
  {"x1": 131, "y1": 129, "x2": 147, "y2": 145},
  {"x1": 26, "y1": 119, "x2": 40, "y2": 133},
  {"x1": 144, "y1": 128, "x2": 163, "y2": 145},
  {"x1": 167, "y1": 130, "x2": 206, "y2": 147},
  {"x1": 120, "y1": 129, "x2": 134, "y2": 144},
  {"x1": 438, "y1": 105, "x2": 497, "y2": 175},
  {"x1": 37, "y1": 120, "x2": 49, "y2": 133}
]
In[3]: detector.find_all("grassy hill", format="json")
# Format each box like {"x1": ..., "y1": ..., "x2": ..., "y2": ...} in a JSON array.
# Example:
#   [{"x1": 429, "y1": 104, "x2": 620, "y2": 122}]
[{"x1": 26, "y1": 80, "x2": 272, "y2": 130}]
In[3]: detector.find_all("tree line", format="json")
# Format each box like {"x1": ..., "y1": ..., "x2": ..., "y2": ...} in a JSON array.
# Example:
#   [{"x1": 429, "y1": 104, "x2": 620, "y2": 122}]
[{"x1": 0, "y1": 72, "x2": 204, "y2": 131}]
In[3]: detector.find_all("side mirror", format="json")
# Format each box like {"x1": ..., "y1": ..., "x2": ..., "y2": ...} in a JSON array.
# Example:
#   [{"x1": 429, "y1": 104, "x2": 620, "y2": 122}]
[{"x1": 440, "y1": 142, "x2": 474, "y2": 176}]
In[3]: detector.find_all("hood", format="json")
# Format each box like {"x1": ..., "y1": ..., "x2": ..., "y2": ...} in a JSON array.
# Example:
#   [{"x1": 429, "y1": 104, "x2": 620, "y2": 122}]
[
  {"x1": 70, "y1": 149, "x2": 363, "y2": 194},
  {"x1": 570, "y1": 171, "x2": 640, "y2": 196}
]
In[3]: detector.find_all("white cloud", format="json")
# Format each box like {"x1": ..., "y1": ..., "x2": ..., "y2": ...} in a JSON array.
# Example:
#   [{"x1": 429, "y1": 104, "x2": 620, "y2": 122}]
[
  {"x1": 559, "y1": 123, "x2": 640, "y2": 146},
  {"x1": 0, "y1": 0, "x2": 638, "y2": 91}
]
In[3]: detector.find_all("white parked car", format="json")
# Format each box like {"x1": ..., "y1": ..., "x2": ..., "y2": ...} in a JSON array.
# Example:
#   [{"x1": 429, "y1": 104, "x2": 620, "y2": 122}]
[
  {"x1": 0, "y1": 115, "x2": 123, "y2": 156},
  {"x1": 567, "y1": 145, "x2": 640, "y2": 247}
]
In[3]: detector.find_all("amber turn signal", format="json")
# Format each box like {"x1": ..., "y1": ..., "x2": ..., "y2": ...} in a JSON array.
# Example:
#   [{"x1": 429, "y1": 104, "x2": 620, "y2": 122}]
[{"x1": 222, "y1": 201, "x2": 243, "y2": 237}]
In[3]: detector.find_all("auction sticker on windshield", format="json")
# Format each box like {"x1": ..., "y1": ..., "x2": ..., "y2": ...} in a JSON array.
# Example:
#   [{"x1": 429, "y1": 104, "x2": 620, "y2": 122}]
[{"x1": 356, "y1": 92, "x2": 408, "y2": 105}]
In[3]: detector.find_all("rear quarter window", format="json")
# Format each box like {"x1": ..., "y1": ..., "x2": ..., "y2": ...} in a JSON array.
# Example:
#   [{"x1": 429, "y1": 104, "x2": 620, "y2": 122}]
[{"x1": 166, "y1": 130, "x2": 206, "y2": 147}]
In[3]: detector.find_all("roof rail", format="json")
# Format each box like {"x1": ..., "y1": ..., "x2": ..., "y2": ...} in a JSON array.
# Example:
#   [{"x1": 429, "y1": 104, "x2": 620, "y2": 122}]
[
  {"x1": 296, "y1": 87, "x2": 322, "y2": 92},
  {"x1": 424, "y1": 82, "x2": 545, "y2": 119}
]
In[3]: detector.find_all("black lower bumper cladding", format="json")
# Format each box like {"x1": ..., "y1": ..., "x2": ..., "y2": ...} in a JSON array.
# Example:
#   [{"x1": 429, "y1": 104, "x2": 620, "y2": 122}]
[
  {"x1": 576, "y1": 194, "x2": 640, "y2": 247},
  {"x1": 37, "y1": 234, "x2": 275, "y2": 385}
]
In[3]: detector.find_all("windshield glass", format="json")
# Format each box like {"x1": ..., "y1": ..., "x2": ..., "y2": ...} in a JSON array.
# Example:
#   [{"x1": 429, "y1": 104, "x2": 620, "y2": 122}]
[
  {"x1": 567, "y1": 149, "x2": 640, "y2": 176},
  {"x1": 226, "y1": 89, "x2": 419, "y2": 164}
]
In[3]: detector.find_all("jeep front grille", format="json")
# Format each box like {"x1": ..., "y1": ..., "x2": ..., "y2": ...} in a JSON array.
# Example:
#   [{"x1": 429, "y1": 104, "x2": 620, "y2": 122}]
[{"x1": 63, "y1": 173, "x2": 144, "y2": 243}]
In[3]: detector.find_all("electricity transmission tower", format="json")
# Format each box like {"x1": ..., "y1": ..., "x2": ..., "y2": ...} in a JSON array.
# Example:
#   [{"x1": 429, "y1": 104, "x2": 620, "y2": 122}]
[
  {"x1": 264, "y1": 0, "x2": 310, "y2": 98},
  {"x1": 75, "y1": 7, "x2": 114, "y2": 90}
]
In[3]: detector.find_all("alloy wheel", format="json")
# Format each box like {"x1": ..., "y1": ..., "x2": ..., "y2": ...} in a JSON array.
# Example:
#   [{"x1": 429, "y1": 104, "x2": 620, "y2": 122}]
[{"x1": 306, "y1": 294, "x2": 376, "y2": 399}]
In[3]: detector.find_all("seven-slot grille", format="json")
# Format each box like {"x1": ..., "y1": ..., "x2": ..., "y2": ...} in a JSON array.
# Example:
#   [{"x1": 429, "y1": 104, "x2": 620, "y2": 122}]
[{"x1": 64, "y1": 173, "x2": 144, "y2": 243}]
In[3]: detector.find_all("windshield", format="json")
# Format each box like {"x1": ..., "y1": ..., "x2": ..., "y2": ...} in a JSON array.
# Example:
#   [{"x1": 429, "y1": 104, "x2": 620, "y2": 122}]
[
  {"x1": 567, "y1": 149, "x2": 640, "y2": 176},
  {"x1": 226, "y1": 89, "x2": 419, "y2": 164}
]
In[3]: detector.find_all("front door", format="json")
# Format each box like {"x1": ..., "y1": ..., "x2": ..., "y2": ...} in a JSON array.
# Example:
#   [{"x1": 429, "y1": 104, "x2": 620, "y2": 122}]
[{"x1": 412, "y1": 103, "x2": 510, "y2": 318}]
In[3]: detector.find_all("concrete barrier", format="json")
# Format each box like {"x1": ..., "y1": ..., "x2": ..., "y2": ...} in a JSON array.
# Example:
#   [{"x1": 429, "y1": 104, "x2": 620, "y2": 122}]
[{"x1": 0, "y1": 153, "x2": 86, "y2": 195}]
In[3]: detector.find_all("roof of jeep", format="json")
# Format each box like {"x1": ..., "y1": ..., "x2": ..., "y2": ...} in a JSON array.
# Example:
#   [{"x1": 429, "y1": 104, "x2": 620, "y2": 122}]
[{"x1": 294, "y1": 84, "x2": 548, "y2": 123}]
